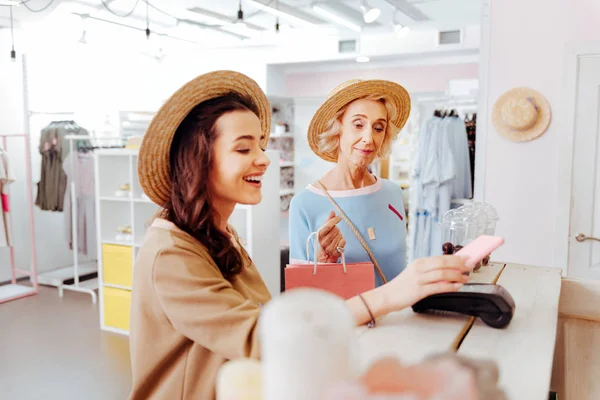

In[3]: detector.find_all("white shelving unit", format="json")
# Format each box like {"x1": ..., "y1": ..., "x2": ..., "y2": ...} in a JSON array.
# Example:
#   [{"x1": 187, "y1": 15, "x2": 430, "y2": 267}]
[
  {"x1": 94, "y1": 148, "x2": 148, "y2": 335},
  {"x1": 266, "y1": 96, "x2": 295, "y2": 213},
  {"x1": 95, "y1": 148, "x2": 281, "y2": 335}
]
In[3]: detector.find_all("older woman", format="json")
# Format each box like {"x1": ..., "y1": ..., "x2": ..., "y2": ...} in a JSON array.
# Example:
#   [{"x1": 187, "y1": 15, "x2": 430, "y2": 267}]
[{"x1": 290, "y1": 79, "x2": 421, "y2": 288}]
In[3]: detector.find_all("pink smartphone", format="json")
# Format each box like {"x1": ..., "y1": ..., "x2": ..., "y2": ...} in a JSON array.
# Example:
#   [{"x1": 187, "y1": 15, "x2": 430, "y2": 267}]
[{"x1": 455, "y1": 235, "x2": 504, "y2": 267}]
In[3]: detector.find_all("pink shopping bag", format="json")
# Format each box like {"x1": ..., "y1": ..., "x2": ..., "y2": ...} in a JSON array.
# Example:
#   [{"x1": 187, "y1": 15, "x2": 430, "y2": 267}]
[{"x1": 285, "y1": 231, "x2": 376, "y2": 300}]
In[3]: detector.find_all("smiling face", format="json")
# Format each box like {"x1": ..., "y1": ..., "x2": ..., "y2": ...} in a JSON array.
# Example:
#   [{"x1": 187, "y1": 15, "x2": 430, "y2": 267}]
[
  {"x1": 337, "y1": 98, "x2": 388, "y2": 168},
  {"x1": 209, "y1": 109, "x2": 270, "y2": 210}
]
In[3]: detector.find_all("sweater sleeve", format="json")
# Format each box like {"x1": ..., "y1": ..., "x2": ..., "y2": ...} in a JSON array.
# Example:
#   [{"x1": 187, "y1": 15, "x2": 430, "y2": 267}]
[{"x1": 152, "y1": 245, "x2": 262, "y2": 360}]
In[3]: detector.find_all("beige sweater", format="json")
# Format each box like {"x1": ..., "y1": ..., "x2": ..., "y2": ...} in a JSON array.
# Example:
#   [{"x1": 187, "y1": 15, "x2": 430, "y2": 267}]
[{"x1": 129, "y1": 219, "x2": 272, "y2": 400}]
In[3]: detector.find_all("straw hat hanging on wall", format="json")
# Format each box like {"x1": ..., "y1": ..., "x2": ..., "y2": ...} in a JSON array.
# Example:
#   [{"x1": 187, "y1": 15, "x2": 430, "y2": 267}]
[{"x1": 491, "y1": 87, "x2": 551, "y2": 142}]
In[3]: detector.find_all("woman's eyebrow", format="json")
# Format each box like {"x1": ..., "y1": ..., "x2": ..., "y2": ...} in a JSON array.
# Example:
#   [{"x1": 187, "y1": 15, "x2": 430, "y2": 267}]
[
  {"x1": 352, "y1": 114, "x2": 387, "y2": 122},
  {"x1": 234, "y1": 135, "x2": 255, "y2": 142}
]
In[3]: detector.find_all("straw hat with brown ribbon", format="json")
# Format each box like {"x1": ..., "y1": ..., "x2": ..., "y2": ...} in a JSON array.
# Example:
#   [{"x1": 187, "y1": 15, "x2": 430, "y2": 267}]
[
  {"x1": 492, "y1": 87, "x2": 551, "y2": 142},
  {"x1": 308, "y1": 79, "x2": 411, "y2": 162},
  {"x1": 138, "y1": 70, "x2": 271, "y2": 206}
]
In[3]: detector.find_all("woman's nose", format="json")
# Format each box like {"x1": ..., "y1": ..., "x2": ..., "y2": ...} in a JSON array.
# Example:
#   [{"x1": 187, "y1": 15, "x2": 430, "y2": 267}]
[
  {"x1": 362, "y1": 127, "x2": 375, "y2": 143},
  {"x1": 255, "y1": 149, "x2": 271, "y2": 167}
]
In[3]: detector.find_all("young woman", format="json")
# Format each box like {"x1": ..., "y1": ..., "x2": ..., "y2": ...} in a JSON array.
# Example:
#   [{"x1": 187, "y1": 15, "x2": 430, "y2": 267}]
[{"x1": 129, "y1": 71, "x2": 475, "y2": 399}]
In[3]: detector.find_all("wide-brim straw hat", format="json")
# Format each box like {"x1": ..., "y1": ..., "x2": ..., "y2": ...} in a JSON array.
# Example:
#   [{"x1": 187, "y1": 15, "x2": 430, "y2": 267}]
[
  {"x1": 138, "y1": 70, "x2": 271, "y2": 206},
  {"x1": 492, "y1": 87, "x2": 551, "y2": 142},
  {"x1": 308, "y1": 79, "x2": 411, "y2": 162}
]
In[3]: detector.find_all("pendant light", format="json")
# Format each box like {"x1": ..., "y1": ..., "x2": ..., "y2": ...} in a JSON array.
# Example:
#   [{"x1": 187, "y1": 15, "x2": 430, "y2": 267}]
[
  {"x1": 9, "y1": 5, "x2": 15, "y2": 61},
  {"x1": 237, "y1": 0, "x2": 244, "y2": 24},
  {"x1": 145, "y1": 0, "x2": 150, "y2": 39},
  {"x1": 360, "y1": 0, "x2": 380, "y2": 24},
  {"x1": 275, "y1": 0, "x2": 280, "y2": 33}
]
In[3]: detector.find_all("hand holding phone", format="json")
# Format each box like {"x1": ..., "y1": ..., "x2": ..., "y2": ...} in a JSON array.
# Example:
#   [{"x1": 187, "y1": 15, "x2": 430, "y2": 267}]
[{"x1": 455, "y1": 235, "x2": 504, "y2": 268}]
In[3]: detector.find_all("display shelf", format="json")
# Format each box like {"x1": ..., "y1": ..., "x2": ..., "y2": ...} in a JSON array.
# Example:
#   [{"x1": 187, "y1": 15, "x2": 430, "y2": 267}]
[
  {"x1": 97, "y1": 153, "x2": 133, "y2": 199},
  {"x1": 267, "y1": 96, "x2": 296, "y2": 215},
  {"x1": 95, "y1": 149, "x2": 140, "y2": 336},
  {"x1": 100, "y1": 201, "x2": 132, "y2": 245}
]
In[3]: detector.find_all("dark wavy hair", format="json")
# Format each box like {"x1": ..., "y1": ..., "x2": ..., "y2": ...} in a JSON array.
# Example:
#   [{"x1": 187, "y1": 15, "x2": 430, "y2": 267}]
[{"x1": 161, "y1": 93, "x2": 259, "y2": 280}]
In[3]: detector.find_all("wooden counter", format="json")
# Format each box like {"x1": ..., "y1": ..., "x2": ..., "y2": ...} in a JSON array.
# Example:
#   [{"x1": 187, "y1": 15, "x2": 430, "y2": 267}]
[{"x1": 358, "y1": 263, "x2": 565, "y2": 400}]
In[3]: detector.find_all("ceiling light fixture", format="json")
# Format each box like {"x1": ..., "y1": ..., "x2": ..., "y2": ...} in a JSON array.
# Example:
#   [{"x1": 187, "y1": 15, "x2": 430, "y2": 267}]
[
  {"x1": 356, "y1": 56, "x2": 370, "y2": 63},
  {"x1": 360, "y1": 0, "x2": 380, "y2": 23},
  {"x1": 394, "y1": 23, "x2": 410, "y2": 38},
  {"x1": 312, "y1": 3, "x2": 362, "y2": 32},
  {"x1": 9, "y1": 5, "x2": 15, "y2": 61},
  {"x1": 236, "y1": 0, "x2": 245, "y2": 24},
  {"x1": 274, "y1": 0, "x2": 280, "y2": 33},
  {"x1": 145, "y1": 0, "x2": 150, "y2": 39},
  {"x1": 246, "y1": 0, "x2": 318, "y2": 28}
]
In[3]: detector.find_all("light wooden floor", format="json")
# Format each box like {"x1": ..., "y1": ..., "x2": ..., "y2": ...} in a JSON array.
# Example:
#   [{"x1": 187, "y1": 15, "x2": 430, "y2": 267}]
[{"x1": 0, "y1": 285, "x2": 131, "y2": 400}]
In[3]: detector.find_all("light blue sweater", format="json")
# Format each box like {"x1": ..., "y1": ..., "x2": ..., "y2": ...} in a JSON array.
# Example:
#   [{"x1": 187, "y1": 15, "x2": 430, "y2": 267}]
[{"x1": 288, "y1": 178, "x2": 407, "y2": 287}]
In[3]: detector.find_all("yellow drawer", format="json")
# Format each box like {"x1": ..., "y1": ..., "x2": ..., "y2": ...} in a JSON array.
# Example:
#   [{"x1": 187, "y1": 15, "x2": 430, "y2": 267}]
[
  {"x1": 103, "y1": 287, "x2": 131, "y2": 332},
  {"x1": 102, "y1": 244, "x2": 133, "y2": 287}
]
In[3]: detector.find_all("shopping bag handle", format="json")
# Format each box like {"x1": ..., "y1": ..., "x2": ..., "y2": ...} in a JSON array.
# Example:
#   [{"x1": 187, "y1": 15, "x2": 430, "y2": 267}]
[{"x1": 306, "y1": 230, "x2": 347, "y2": 275}]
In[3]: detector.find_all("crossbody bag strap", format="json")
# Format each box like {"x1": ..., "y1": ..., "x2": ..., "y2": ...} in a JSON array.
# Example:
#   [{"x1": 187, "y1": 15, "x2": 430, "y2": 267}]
[{"x1": 316, "y1": 180, "x2": 388, "y2": 284}]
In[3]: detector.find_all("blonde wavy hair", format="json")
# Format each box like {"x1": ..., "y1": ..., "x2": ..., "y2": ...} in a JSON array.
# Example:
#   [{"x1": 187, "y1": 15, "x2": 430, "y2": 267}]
[{"x1": 316, "y1": 94, "x2": 400, "y2": 161}]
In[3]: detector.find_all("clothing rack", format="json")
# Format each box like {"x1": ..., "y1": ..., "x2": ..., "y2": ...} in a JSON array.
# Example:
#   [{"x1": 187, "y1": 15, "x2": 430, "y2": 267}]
[
  {"x1": 29, "y1": 112, "x2": 96, "y2": 291},
  {"x1": 0, "y1": 134, "x2": 39, "y2": 304},
  {"x1": 58, "y1": 135, "x2": 127, "y2": 304}
]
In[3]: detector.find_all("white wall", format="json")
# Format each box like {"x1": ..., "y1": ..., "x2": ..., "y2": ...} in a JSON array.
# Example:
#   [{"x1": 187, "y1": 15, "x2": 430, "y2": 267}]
[{"x1": 480, "y1": 0, "x2": 600, "y2": 268}]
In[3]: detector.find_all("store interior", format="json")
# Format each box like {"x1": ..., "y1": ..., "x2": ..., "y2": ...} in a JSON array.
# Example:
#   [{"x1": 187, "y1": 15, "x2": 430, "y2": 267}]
[{"x1": 1, "y1": 0, "x2": 599, "y2": 399}]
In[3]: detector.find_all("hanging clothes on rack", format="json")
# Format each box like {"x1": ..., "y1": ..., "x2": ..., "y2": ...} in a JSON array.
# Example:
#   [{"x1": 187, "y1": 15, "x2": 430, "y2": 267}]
[
  {"x1": 411, "y1": 114, "x2": 455, "y2": 259},
  {"x1": 465, "y1": 113, "x2": 477, "y2": 194},
  {"x1": 35, "y1": 121, "x2": 90, "y2": 212},
  {"x1": 446, "y1": 114, "x2": 472, "y2": 200},
  {"x1": 63, "y1": 148, "x2": 97, "y2": 257},
  {"x1": 0, "y1": 145, "x2": 15, "y2": 247},
  {"x1": 410, "y1": 108, "x2": 472, "y2": 260},
  {"x1": 410, "y1": 117, "x2": 432, "y2": 261}
]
